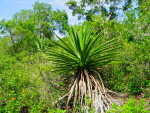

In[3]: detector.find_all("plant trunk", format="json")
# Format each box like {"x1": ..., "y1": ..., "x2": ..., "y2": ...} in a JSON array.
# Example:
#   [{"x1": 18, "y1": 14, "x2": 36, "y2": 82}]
[
  {"x1": 9, "y1": 30, "x2": 16, "y2": 53},
  {"x1": 66, "y1": 69, "x2": 113, "y2": 113}
]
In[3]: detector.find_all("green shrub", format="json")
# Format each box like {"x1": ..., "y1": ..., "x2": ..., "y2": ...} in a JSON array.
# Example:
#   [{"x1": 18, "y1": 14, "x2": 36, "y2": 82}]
[
  {"x1": 0, "y1": 49, "x2": 65, "y2": 112},
  {"x1": 107, "y1": 98, "x2": 148, "y2": 113}
]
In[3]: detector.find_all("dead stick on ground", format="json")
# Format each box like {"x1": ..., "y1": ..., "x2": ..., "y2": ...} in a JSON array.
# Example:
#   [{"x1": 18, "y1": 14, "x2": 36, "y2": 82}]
[{"x1": 53, "y1": 92, "x2": 70, "y2": 104}]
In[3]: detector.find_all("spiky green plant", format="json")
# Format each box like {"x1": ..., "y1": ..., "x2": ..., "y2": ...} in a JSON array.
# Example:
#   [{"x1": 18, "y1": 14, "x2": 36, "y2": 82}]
[
  {"x1": 36, "y1": 37, "x2": 53, "y2": 52},
  {"x1": 47, "y1": 25, "x2": 120, "y2": 113}
]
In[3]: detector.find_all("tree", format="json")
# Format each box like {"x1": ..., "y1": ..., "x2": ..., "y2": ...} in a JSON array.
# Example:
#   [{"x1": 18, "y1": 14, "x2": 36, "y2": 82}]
[
  {"x1": 65, "y1": 0, "x2": 133, "y2": 21},
  {"x1": 48, "y1": 25, "x2": 120, "y2": 112},
  {"x1": 33, "y1": 1, "x2": 68, "y2": 39},
  {"x1": 0, "y1": 19, "x2": 17, "y2": 52},
  {"x1": 137, "y1": 0, "x2": 150, "y2": 16},
  {"x1": 0, "y1": 1, "x2": 68, "y2": 52}
]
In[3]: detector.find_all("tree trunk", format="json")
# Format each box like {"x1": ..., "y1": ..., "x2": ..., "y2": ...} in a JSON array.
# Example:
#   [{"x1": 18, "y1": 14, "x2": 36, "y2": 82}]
[{"x1": 9, "y1": 30, "x2": 16, "y2": 53}]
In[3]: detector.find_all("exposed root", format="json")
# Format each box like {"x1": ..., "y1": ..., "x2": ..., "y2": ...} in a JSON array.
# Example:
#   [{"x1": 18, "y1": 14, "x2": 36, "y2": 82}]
[
  {"x1": 53, "y1": 70, "x2": 117, "y2": 112},
  {"x1": 66, "y1": 70, "x2": 113, "y2": 113},
  {"x1": 53, "y1": 69, "x2": 132, "y2": 112}
]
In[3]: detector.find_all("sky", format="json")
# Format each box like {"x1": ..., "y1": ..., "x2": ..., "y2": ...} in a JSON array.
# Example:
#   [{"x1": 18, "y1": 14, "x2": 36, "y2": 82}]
[
  {"x1": 0, "y1": 0, "x2": 82, "y2": 25},
  {"x1": 0, "y1": 0, "x2": 138, "y2": 38},
  {"x1": 0, "y1": 0, "x2": 138, "y2": 24}
]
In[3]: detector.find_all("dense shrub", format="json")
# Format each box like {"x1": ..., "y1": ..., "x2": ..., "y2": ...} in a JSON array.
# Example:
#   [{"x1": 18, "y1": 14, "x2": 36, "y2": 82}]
[{"x1": 107, "y1": 98, "x2": 149, "y2": 113}]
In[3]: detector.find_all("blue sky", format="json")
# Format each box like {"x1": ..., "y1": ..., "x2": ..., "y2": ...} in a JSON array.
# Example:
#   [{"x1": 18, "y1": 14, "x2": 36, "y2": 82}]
[
  {"x1": 0, "y1": 0, "x2": 82, "y2": 25},
  {"x1": 0, "y1": 0, "x2": 138, "y2": 25},
  {"x1": 0, "y1": 0, "x2": 138, "y2": 37}
]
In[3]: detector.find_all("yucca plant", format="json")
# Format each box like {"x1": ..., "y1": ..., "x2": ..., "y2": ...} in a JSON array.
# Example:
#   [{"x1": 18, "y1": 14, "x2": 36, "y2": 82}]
[
  {"x1": 47, "y1": 25, "x2": 120, "y2": 113},
  {"x1": 36, "y1": 37, "x2": 53, "y2": 52}
]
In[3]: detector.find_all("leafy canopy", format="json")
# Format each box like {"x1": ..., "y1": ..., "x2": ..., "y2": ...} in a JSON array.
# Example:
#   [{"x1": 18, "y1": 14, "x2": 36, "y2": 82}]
[
  {"x1": 0, "y1": 1, "x2": 68, "y2": 53},
  {"x1": 65, "y1": 0, "x2": 133, "y2": 21}
]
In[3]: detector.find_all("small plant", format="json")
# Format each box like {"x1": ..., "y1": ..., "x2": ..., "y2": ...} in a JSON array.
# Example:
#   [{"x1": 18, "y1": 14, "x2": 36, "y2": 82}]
[
  {"x1": 107, "y1": 98, "x2": 148, "y2": 113},
  {"x1": 47, "y1": 108, "x2": 67, "y2": 113},
  {"x1": 73, "y1": 95, "x2": 95, "y2": 113}
]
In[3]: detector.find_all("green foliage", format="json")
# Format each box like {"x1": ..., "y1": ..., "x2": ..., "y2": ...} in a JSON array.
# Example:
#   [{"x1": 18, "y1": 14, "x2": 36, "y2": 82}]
[
  {"x1": 46, "y1": 24, "x2": 120, "y2": 112},
  {"x1": 0, "y1": 1, "x2": 68, "y2": 53},
  {"x1": 35, "y1": 37, "x2": 53, "y2": 52},
  {"x1": 73, "y1": 95, "x2": 95, "y2": 113},
  {"x1": 47, "y1": 108, "x2": 66, "y2": 113},
  {"x1": 47, "y1": 25, "x2": 119, "y2": 74},
  {"x1": 33, "y1": 1, "x2": 68, "y2": 36},
  {"x1": 0, "y1": 42, "x2": 65, "y2": 112},
  {"x1": 107, "y1": 98, "x2": 148, "y2": 113},
  {"x1": 82, "y1": 5, "x2": 150, "y2": 95},
  {"x1": 66, "y1": 0, "x2": 134, "y2": 21},
  {"x1": 0, "y1": 0, "x2": 150, "y2": 112}
]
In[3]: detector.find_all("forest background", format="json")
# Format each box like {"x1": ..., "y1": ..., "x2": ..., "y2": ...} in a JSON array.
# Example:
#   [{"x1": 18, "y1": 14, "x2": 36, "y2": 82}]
[{"x1": 0, "y1": 0, "x2": 150, "y2": 112}]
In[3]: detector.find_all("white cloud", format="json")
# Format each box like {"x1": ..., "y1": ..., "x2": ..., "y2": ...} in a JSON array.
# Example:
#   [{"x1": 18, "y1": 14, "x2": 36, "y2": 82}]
[
  {"x1": 47, "y1": 0, "x2": 68, "y2": 8},
  {"x1": 50, "y1": 0, "x2": 66, "y2": 6},
  {"x1": 47, "y1": 0, "x2": 80, "y2": 25},
  {"x1": 67, "y1": 10, "x2": 73, "y2": 19},
  {"x1": 4, "y1": 0, "x2": 34, "y2": 4},
  {"x1": 0, "y1": 17, "x2": 2, "y2": 20},
  {"x1": 1, "y1": 0, "x2": 80, "y2": 25},
  {"x1": 54, "y1": 30, "x2": 64, "y2": 38}
]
